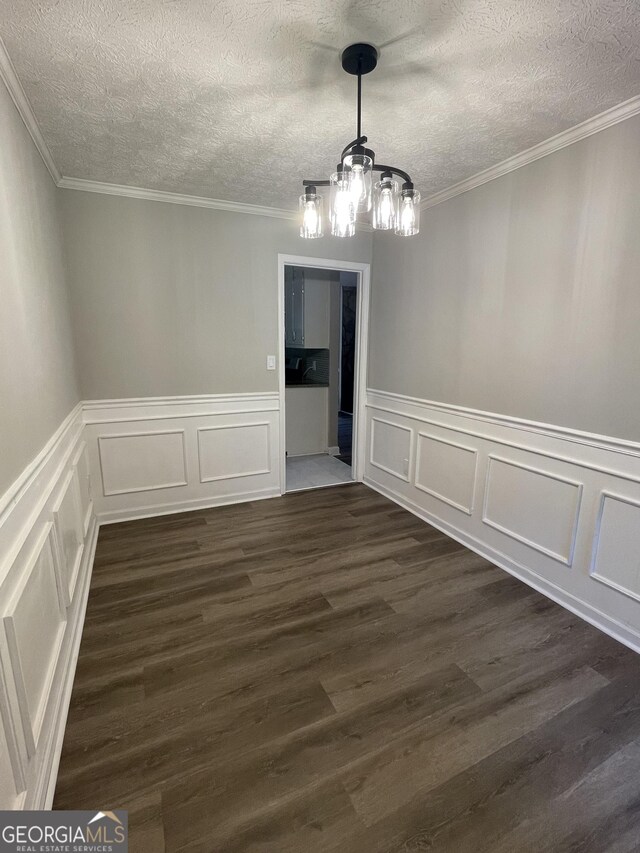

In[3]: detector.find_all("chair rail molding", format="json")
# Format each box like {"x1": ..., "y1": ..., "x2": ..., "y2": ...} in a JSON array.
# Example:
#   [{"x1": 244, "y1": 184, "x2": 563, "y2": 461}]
[{"x1": 364, "y1": 388, "x2": 640, "y2": 654}]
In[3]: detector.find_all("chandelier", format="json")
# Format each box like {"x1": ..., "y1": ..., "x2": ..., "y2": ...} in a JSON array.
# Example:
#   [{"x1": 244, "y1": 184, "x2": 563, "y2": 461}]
[{"x1": 299, "y1": 43, "x2": 420, "y2": 239}]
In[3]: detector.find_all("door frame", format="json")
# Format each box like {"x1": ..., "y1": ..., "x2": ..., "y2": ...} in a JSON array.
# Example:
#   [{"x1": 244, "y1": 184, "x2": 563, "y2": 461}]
[{"x1": 277, "y1": 254, "x2": 371, "y2": 494}]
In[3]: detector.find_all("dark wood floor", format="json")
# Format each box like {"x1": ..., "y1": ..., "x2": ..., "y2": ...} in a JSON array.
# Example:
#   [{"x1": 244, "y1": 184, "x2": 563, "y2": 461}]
[{"x1": 54, "y1": 484, "x2": 640, "y2": 852}]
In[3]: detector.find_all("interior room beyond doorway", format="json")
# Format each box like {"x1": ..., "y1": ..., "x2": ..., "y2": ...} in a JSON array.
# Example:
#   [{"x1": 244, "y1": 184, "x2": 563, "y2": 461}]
[{"x1": 284, "y1": 265, "x2": 358, "y2": 492}]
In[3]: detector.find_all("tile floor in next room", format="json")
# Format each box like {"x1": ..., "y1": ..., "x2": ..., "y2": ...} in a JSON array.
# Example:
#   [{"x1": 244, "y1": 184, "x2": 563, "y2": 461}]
[
  {"x1": 54, "y1": 483, "x2": 640, "y2": 852},
  {"x1": 286, "y1": 453, "x2": 353, "y2": 491}
]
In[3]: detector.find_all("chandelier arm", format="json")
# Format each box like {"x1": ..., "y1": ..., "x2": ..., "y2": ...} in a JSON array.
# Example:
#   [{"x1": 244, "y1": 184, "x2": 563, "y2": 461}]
[
  {"x1": 373, "y1": 163, "x2": 413, "y2": 186},
  {"x1": 302, "y1": 179, "x2": 331, "y2": 187}
]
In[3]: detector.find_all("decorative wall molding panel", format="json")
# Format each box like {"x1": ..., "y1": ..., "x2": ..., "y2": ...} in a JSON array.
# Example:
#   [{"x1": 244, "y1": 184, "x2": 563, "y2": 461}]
[
  {"x1": 83, "y1": 393, "x2": 281, "y2": 523},
  {"x1": 364, "y1": 388, "x2": 640, "y2": 653},
  {"x1": 482, "y1": 456, "x2": 582, "y2": 566},
  {"x1": 415, "y1": 432, "x2": 478, "y2": 515},
  {"x1": 0, "y1": 405, "x2": 97, "y2": 809},
  {"x1": 197, "y1": 423, "x2": 271, "y2": 483},
  {"x1": 370, "y1": 418, "x2": 412, "y2": 482},
  {"x1": 98, "y1": 430, "x2": 188, "y2": 496},
  {"x1": 591, "y1": 492, "x2": 640, "y2": 604},
  {"x1": 72, "y1": 442, "x2": 93, "y2": 537},
  {"x1": 3, "y1": 524, "x2": 66, "y2": 758},
  {"x1": 51, "y1": 471, "x2": 84, "y2": 605}
]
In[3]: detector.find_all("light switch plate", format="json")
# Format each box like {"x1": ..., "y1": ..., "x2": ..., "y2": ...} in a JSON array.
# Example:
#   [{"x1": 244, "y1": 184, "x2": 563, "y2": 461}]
[{"x1": 266, "y1": 355, "x2": 276, "y2": 370}]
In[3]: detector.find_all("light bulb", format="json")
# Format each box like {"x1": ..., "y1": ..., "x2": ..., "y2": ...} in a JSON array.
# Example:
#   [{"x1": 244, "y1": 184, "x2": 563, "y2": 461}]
[
  {"x1": 298, "y1": 188, "x2": 323, "y2": 239},
  {"x1": 395, "y1": 186, "x2": 420, "y2": 236},
  {"x1": 334, "y1": 187, "x2": 355, "y2": 236},
  {"x1": 351, "y1": 165, "x2": 365, "y2": 205},
  {"x1": 304, "y1": 201, "x2": 318, "y2": 232},
  {"x1": 373, "y1": 176, "x2": 398, "y2": 230},
  {"x1": 400, "y1": 198, "x2": 415, "y2": 231},
  {"x1": 343, "y1": 153, "x2": 373, "y2": 212},
  {"x1": 330, "y1": 171, "x2": 356, "y2": 237},
  {"x1": 379, "y1": 189, "x2": 394, "y2": 222}
]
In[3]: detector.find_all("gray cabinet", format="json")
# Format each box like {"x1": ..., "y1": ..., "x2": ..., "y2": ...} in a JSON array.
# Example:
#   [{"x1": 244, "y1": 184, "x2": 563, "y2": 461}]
[{"x1": 285, "y1": 267, "x2": 305, "y2": 346}]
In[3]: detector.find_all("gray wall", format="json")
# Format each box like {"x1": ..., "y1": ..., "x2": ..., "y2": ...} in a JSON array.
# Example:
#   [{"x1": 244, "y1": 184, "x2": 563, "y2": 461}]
[
  {"x1": 369, "y1": 114, "x2": 640, "y2": 441},
  {"x1": 0, "y1": 82, "x2": 79, "y2": 494},
  {"x1": 60, "y1": 191, "x2": 372, "y2": 399}
]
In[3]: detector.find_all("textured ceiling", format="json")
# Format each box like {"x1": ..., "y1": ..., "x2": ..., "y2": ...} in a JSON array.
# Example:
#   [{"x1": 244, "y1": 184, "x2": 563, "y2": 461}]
[{"x1": 1, "y1": 0, "x2": 640, "y2": 209}]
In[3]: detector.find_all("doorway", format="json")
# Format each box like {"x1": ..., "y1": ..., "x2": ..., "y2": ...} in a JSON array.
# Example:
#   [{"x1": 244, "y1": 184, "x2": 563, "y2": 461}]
[{"x1": 277, "y1": 255, "x2": 370, "y2": 494}]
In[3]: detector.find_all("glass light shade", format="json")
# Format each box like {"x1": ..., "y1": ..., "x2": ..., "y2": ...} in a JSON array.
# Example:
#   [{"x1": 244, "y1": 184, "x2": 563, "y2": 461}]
[
  {"x1": 330, "y1": 170, "x2": 356, "y2": 237},
  {"x1": 395, "y1": 188, "x2": 421, "y2": 236},
  {"x1": 372, "y1": 177, "x2": 398, "y2": 230},
  {"x1": 343, "y1": 153, "x2": 373, "y2": 212},
  {"x1": 299, "y1": 190, "x2": 323, "y2": 239}
]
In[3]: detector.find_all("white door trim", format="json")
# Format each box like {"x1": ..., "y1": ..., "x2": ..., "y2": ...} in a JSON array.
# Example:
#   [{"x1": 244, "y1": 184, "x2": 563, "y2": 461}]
[{"x1": 277, "y1": 254, "x2": 371, "y2": 494}]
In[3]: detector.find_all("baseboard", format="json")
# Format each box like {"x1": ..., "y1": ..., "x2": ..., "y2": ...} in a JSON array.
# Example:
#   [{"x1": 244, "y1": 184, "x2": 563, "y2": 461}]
[
  {"x1": 366, "y1": 477, "x2": 640, "y2": 654},
  {"x1": 328, "y1": 446, "x2": 340, "y2": 457},
  {"x1": 97, "y1": 487, "x2": 281, "y2": 525}
]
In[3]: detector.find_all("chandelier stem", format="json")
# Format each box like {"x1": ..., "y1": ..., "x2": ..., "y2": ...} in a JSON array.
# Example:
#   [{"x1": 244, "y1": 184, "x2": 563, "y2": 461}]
[{"x1": 357, "y1": 56, "x2": 362, "y2": 138}]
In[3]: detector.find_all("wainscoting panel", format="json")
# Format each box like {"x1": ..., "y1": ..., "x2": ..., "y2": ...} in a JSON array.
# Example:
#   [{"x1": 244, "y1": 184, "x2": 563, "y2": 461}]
[
  {"x1": 0, "y1": 404, "x2": 97, "y2": 809},
  {"x1": 98, "y1": 430, "x2": 188, "y2": 496},
  {"x1": 483, "y1": 456, "x2": 582, "y2": 565},
  {"x1": 415, "y1": 432, "x2": 477, "y2": 514},
  {"x1": 3, "y1": 524, "x2": 66, "y2": 757},
  {"x1": 0, "y1": 723, "x2": 18, "y2": 808},
  {"x1": 591, "y1": 491, "x2": 640, "y2": 603},
  {"x1": 51, "y1": 471, "x2": 84, "y2": 606},
  {"x1": 198, "y1": 423, "x2": 271, "y2": 483},
  {"x1": 72, "y1": 443, "x2": 93, "y2": 537},
  {"x1": 83, "y1": 394, "x2": 281, "y2": 522},
  {"x1": 370, "y1": 417, "x2": 413, "y2": 482},
  {"x1": 365, "y1": 388, "x2": 640, "y2": 652}
]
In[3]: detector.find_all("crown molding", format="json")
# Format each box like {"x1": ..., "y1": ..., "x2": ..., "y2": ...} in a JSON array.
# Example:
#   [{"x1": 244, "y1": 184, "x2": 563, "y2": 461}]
[
  {"x1": 59, "y1": 92, "x2": 640, "y2": 221},
  {"x1": 421, "y1": 93, "x2": 640, "y2": 211},
  {"x1": 0, "y1": 36, "x2": 61, "y2": 184},
  {"x1": 56, "y1": 176, "x2": 298, "y2": 220},
  {"x1": 57, "y1": 176, "x2": 380, "y2": 231},
  {"x1": 4, "y1": 24, "x2": 638, "y2": 219}
]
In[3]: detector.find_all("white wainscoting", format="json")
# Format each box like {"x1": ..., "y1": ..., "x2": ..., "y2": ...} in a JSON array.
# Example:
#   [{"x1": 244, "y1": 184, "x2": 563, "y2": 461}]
[
  {"x1": 6, "y1": 386, "x2": 639, "y2": 810},
  {"x1": 0, "y1": 405, "x2": 97, "y2": 809},
  {"x1": 365, "y1": 388, "x2": 640, "y2": 652},
  {"x1": 83, "y1": 393, "x2": 281, "y2": 523}
]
